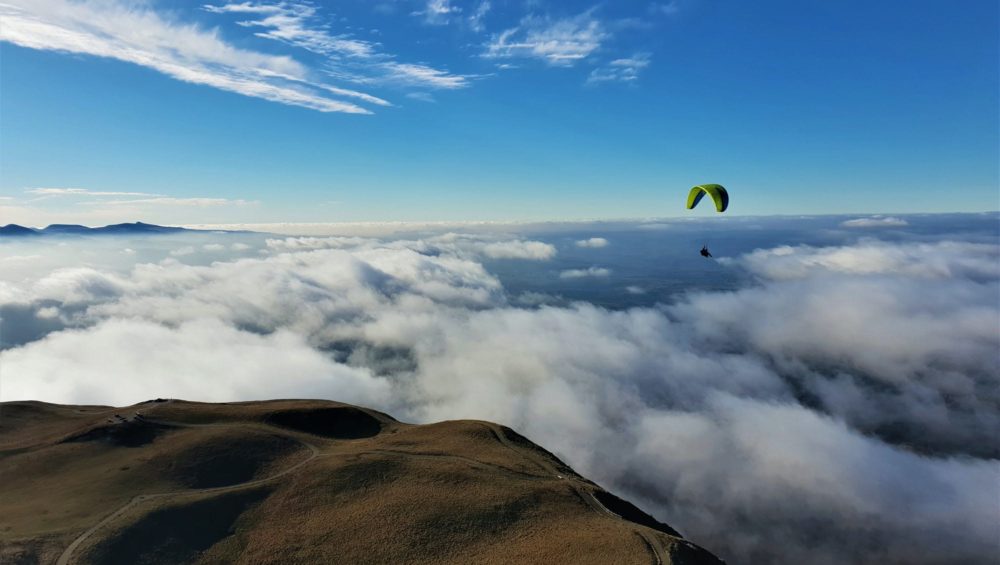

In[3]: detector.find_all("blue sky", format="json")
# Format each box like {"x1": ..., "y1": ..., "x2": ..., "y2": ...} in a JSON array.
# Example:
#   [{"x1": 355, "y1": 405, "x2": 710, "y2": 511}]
[{"x1": 0, "y1": 0, "x2": 997, "y2": 226}]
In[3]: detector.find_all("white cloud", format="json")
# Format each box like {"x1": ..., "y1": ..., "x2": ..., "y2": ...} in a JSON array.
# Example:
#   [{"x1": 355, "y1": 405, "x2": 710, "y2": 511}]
[
  {"x1": 97, "y1": 197, "x2": 256, "y2": 207},
  {"x1": 575, "y1": 237, "x2": 609, "y2": 248},
  {"x1": 468, "y1": 1, "x2": 491, "y2": 32},
  {"x1": 170, "y1": 246, "x2": 196, "y2": 256},
  {"x1": 841, "y1": 216, "x2": 910, "y2": 228},
  {"x1": 2, "y1": 318, "x2": 389, "y2": 406},
  {"x1": 560, "y1": 266, "x2": 611, "y2": 278},
  {"x1": 587, "y1": 52, "x2": 651, "y2": 84},
  {"x1": 405, "y1": 91, "x2": 436, "y2": 103},
  {"x1": 479, "y1": 240, "x2": 556, "y2": 260},
  {"x1": 414, "y1": 0, "x2": 460, "y2": 25},
  {"x1": 312, "y1": 83, "x2": 392, "y2": 107},
  {"x1": 205, "y1": 2, "x2": 377, "y2": 58},
  {"x1": 26, "y1": 187, "x2": 158, "y2": 198},
  {"x1": 625, "y1": 285, "x2": 645, "y2": 294},
  {"x1": 0, "y1": 0, "x2": 374, "y2": 113},
  {"x1": 379, "y1": 62, "x2": 470, "y2": 89},
  {"x1": 206, "y1": 1, "x2": 470, "y2": 91},
  {"x1": 202, "y1": 243, "x2": 226, "y2": 251},
  {"x1": 485, "y1": 11, "x2": 608, "y2": 66}
]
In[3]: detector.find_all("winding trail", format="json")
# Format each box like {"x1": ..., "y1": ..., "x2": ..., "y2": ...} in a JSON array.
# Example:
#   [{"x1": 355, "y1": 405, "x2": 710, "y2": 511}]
[
  {"x1": 55, "y1": 419, "x2": 319, "y2": 565},
  {"x1": 481, "y1": 422, "x2": 668, "y2": 565}
]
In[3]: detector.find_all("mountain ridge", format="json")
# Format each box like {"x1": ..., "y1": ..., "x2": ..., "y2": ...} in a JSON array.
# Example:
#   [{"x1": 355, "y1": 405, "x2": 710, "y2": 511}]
[{"x1": 0, "y1": 222, "x2": 193, "y2": 236}]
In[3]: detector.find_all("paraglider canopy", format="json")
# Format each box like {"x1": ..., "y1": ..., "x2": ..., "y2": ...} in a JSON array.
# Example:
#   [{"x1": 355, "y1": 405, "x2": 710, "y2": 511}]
[{"x1": 686, "y1": 184, "x2": 729, "y2": 213}]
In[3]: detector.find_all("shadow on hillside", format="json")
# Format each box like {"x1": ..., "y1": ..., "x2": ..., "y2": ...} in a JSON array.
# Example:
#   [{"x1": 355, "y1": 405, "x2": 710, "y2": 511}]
[
  {"x1": 62, "y1": 420, "x2": 177, "y2": 448},
  {"x1": 154, "y1": 433, "x2": 302, "y2": 489},
  {"x1": 85, "y1": 488, "x2": 271, "y2": 565},
  {"x1": 263, "y1": 407, "x2": 383, "y2": 439}
]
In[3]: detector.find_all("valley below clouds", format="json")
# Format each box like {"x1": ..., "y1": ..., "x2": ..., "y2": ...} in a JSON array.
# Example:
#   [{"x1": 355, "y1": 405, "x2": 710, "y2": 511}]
[{"x1": 1, "y1": 215, "x2": 998, "y2": 565}]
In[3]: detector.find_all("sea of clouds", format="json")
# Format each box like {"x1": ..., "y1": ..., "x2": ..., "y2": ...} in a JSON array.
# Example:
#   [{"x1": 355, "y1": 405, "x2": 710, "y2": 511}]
[{"x1": 1, "y1": 216, "x2": 997, "y2": 564}]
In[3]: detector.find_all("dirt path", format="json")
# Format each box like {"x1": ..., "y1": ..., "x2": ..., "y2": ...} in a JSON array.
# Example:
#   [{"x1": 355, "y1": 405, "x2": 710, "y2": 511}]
[
  {"x1": 482, "y1": 422, "x2": 564, "y2": 477},
  {"x1": 55, "y1": 419, "x2": 319, "y2": 565},
  {"x1": 482, "y1": 422, "x2": 668, "y2": 565}
]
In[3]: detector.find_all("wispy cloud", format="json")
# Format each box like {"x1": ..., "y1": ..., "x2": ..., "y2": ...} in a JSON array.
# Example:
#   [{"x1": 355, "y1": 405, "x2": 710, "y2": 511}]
[
  {"x1": 26, "y1": 187, "x2": 158, "y2": 198},
  {"x1": 0, "y1": 0, "x2": 374, "y2": 113},
  {"x1": 204, "y1": 2, "x2": 377, "y2": 57},
  {"x1": 22, "y1": 188, "x2": 251, "y2": 208},
  {"x1": 841, "y1": 216, "x2": 910, "y2": 228},
  {"x1": 587, "y1": 53, "x2": 651, "y2": 84},
  {"x1": 95, "y1": 197, "x2": 256, "y2": 207},
  {"x1": 380, "y1": 62, "x2": 470, "y2": 89},
  {"x1": 206, "y1": 1, "x2": 471, "y2": 91},
  {"x1": 649, "y1": 2, "x2": 680, "y2": 16},
  {"x1": 413, "y1": 0, "x2": 460, "y2": 25},
  {"x1": 468, "y1": 1, "x2": 491, "y2": 32},
  {"x1": 406, "y1": 91, "x2": 436, "y2": 103},
  {"x1": 485, "y1": 11, "x2": 607, "y2": 66}
]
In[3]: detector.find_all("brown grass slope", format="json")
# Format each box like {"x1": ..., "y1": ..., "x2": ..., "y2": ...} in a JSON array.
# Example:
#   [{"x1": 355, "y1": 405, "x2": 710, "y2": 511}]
[{"x1": 0, "y1": 399, "x2": 722, "y2": 565}]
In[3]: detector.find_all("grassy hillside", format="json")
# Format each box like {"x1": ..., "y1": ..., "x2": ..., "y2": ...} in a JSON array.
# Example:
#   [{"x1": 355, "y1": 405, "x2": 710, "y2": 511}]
[{"x1": 0, "y1": 399, "x2": 722, "y2": 564}]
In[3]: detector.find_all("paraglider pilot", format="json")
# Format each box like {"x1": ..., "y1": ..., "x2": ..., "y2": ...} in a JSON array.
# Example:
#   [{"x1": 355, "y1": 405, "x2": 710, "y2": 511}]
[{"x1": 685, "y1": 184, "x2": 728, "y2": 259}]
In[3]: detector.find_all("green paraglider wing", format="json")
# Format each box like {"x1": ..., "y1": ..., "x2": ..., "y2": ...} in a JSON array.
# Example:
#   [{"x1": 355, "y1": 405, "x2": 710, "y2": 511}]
[{"x1": 686, "y1": 184, "x2": 729, "y2": 213}]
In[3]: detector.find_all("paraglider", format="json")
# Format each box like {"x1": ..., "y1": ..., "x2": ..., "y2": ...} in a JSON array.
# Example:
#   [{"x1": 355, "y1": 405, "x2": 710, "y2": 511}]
[
  {"x1": 686, "y1": 184, "x2": 728, "y2": 257},
  {"x1": 686, "y1": 184, "x2": 729, "y2": 213}
]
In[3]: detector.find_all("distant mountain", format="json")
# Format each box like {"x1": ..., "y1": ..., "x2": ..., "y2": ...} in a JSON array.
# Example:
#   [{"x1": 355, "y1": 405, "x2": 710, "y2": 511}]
[
  {"x1": 40, "y1": 224, "x2": 95, "y2": 235},
  {"x1": 0, "y1": 222, "x2": 193, "y2": 237},
  {"x1": 91, "y1": 221, "x2": 188, "y2": 234},
  {"x1": 0, "y1": 224, "x2": 40, "y2": 236}
]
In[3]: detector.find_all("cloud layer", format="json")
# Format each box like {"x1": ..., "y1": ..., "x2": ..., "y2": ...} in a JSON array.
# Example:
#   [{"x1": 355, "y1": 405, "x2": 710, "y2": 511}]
[{"x1": 1, "y1": 229, "x2": 997, "y2": 564}]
